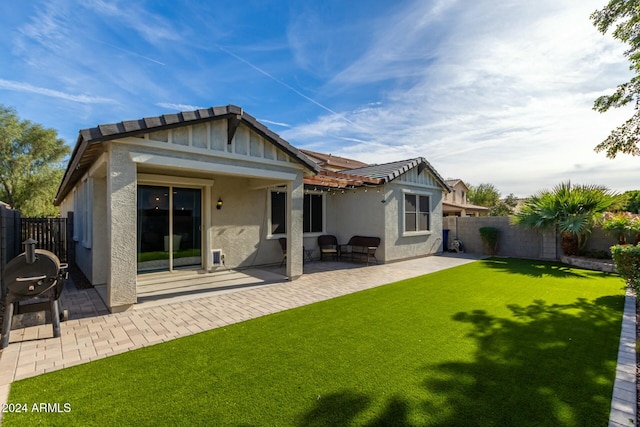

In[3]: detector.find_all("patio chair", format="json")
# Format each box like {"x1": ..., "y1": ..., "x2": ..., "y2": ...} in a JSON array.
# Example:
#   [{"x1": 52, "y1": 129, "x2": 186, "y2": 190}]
[
  {"x1": 278, "y1": 237, "x2": 287, "y2": 267},
  {"x1": 318, "y1": 235, "x2": 339, "y2": 261}
]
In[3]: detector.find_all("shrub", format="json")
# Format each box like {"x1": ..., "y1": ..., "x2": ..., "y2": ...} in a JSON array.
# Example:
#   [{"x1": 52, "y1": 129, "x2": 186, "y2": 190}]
[
  {"x1": 610, "y1": 244, "x2": 640, "y2": 293},
  {"x1": 631, "y1": 217, "x2": 640, "y2": 244},
  {"x1": 479, "y1": 227, "x2": 499, "y2": 255},
  {"x1": 602, "y1": 212, "x2": 633, "y2": 244}
]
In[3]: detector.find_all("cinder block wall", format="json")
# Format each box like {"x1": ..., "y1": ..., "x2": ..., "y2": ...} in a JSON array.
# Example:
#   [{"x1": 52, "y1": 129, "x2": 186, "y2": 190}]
[{"x1": 443, "y1": 216, "x2": 619, "y2": 260}]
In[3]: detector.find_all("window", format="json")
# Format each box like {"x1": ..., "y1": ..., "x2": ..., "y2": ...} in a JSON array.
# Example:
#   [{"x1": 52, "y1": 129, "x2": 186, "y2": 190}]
[
  {"x1": 82, "y1": 179, "x2": 92, "y2": 248},
  {"x1": 270, "y1": 191, "x2": 286, "y2": 235},
  {"x1": 269, "y1": 190, "x2": 325, "y2": 236},
  {"x1": 73, "y1": 188, "x2": 81, "y2": 242},
  {"x1": 404, "y1": 193, "x2": 430, "y2": 233},
  {"x1": 303, "y1": 194, "x2": 323, "y2": 233}
]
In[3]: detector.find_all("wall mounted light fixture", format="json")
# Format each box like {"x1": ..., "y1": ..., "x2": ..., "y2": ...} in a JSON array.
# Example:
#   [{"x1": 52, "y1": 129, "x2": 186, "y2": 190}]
[{"x1": 217, "y1": 198, "x2": 223, "y2": 210}]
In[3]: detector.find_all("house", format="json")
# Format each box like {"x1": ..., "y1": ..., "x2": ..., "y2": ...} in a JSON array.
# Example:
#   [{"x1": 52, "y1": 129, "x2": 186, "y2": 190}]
[
  {"x1": 442, "y1": 179, "x2": 489, "y2": 217},
  {"x1": 54, "y1": 105, "x2": 450, "y2": 313}
]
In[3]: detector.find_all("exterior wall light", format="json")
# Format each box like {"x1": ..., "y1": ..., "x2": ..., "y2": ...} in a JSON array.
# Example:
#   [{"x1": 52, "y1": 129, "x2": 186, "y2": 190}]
[{"x1": 217, "y1": 198, "x2": 223, "y2": 210}]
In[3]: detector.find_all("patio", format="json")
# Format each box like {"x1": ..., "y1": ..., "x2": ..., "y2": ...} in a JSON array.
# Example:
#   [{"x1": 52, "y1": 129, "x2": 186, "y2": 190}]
[{"x1": 0, "y1": 254, "x2": 635, "y2": 426}]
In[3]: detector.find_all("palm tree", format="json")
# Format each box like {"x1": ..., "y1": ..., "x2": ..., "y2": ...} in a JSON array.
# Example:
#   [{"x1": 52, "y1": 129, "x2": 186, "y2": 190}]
[{"x1": 512, "y1": 182, "x2": 622, "y2": 255}]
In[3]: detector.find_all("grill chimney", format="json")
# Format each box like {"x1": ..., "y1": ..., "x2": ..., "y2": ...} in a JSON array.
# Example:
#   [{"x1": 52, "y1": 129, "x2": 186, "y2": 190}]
[{"x1": 23, "y1": 238, "x2": 37, "y2": 264}]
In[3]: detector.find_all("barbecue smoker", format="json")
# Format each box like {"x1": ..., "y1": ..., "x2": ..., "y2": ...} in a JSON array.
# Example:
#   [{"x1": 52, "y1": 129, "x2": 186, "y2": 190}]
[{"x1": 1, "y1": 239, "x2": 69, "y2": 349}]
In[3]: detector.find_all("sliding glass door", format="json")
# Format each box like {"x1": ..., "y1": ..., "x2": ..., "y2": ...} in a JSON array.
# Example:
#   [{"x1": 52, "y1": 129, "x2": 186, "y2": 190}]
[
  {"x1": 172, "y1": 188, "x2": 202, "y2": 268},
  {"x1": 137, "y1": 185, "x2": 202, "y2": 273}
]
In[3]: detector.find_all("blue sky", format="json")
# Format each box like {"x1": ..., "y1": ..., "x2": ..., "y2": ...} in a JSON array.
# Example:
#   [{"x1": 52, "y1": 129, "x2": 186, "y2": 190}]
[{"x1": 1, "y1": 0, "x2": 638, "y2": 197}]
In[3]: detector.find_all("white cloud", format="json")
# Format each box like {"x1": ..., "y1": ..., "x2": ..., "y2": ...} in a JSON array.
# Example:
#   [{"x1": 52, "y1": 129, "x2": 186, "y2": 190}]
[
  {"x1": 285, "y1": 0, "x2": 638, "y2": 196},
  {"x1": 156, "y1": 103, "x2": 204, "y2": 112},
  {"x1": 258, "y1": 119, "x2": 291, "y2": 128},
  {"x1": 0, "y1": 79, "x2": 116, "y2": 104}
]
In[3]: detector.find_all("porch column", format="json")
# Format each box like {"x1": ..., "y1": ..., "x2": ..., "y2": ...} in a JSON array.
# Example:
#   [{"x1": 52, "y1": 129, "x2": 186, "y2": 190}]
[
  {"x1": 106, "y1": 144, "x2": 137, "y2": 311},
  {"x1": 286, "y1": 171, "x2": 304, "y2": 279}
]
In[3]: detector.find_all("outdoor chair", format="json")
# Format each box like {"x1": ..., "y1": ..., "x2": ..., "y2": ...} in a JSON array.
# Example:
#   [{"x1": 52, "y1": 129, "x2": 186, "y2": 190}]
[{"x1": 318, "y1": 235, "x2": 339, "y2": 261}]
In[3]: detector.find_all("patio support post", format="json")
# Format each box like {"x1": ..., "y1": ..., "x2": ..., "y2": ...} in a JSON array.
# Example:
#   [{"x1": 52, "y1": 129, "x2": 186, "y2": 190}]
[
  {"x1": 106, "y1": 144, "x2": 137, "y2": 311},
  {"x1": 286, "y1": 171, "x2": 304, "y2": 280}
]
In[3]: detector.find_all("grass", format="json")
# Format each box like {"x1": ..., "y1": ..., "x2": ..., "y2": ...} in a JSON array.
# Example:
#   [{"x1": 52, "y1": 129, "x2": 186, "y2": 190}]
[{"x1": 4, "y1": 258, "x2": 626, "y2": 426}]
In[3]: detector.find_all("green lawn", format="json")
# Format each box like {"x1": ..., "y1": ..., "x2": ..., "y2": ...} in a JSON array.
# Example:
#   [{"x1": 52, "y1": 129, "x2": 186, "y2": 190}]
[{"x1": 4, "y1": 258, "x2": 626, "y2": 426}]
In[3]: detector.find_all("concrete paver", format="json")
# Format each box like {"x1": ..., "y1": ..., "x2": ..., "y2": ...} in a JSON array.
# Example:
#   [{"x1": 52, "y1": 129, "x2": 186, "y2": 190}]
[{"x1": 0, "y1": 254, "x2": 635, "y2": 426}]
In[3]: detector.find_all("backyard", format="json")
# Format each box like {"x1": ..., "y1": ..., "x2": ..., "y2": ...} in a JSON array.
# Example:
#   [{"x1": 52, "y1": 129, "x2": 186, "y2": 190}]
[{"x1": 3, "y1": 258, "x2": 626, "y2": 426}]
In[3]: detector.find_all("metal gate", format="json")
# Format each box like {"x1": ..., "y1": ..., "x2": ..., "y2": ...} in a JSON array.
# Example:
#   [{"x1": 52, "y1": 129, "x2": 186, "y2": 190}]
[{"x1": 20, "y1": 217, "x2": 71, "y2": 263}]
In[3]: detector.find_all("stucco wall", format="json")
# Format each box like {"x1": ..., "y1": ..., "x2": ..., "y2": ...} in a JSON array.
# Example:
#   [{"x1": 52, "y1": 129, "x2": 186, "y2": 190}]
[
  {"x1": 383, "y1": 184, "x2": 444, "y2": 262},
  {"x1": 325, "y1": 187, "x2": 386, "y2": 260},
  {"x1": 210, "y1": 176, "x2": 283, "y2": 268},
  {"x1": 107, "y1": 144, "x2": 138, "y2": 310}
]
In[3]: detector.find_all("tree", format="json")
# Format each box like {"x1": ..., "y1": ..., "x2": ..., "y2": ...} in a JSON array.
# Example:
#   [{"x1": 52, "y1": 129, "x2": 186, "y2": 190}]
[
  {"x1": 489, "y1": 193, "x2": 519, "y2": 216},
  {"x1": 591, "y1": 0, "x2": 640, "y2": 158},
  {"x1": 0, "y1": 105, "x2": 70, "y2": 217},
  {"x1": 621, "y1": 190, "x2": 640, "y2": 213},
  {"x1": 467, "y1": 183, "x2": 501, "y2": 207},
  {"x1": 512, "y1": 182, "x2": 622, "y2": 256}
]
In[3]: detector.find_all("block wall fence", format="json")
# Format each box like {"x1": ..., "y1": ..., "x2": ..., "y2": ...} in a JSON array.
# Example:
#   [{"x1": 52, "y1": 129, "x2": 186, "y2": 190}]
[{"x1": 443, "y1": 216, "x2": 618, "y2": 260}]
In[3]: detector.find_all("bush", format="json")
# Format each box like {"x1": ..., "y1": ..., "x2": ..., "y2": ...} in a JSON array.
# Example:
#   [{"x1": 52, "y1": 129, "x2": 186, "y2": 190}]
[
  {"x1": 610, "y1": 244, "x2": 640, "y2": 293},
  {"x1": 602, "y1": 213, "x2": 633, "y2": 244},
  {"x1": 479, "y1": 227, "x2": 499, "y2": 255}
]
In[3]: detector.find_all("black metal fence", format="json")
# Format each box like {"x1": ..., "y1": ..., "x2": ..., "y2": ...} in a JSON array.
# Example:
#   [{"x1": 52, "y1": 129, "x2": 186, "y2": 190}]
[{"x1": 20, "y1": 217, "x2": 71, "y2": 264}]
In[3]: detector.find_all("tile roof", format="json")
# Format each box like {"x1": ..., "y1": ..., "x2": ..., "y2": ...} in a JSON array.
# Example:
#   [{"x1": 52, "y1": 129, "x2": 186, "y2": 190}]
[
  {"x1": 54, "y1": 105, "x2": 319, "y2": 205},
  {"x1": 344, "y1": 158, "x2": 450, "y2": 191},
  {"x1": 299, "y1": 149, "x2": 368, "y2": 170}
]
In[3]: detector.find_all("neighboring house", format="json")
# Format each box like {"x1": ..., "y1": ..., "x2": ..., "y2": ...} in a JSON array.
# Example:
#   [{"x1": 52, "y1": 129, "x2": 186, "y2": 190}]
[
  {"x1": 299, "y1": 149, "x2": 368, "y2": 171},
  {"x1": 442, "y1": 179, "x2": 489, "y2": 217},
  {"x1": 54, "y1": 105, "x2": 450, "y2": 313}
]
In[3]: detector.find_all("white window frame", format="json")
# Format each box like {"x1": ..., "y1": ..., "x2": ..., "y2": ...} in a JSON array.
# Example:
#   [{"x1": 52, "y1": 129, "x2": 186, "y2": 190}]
[
  {"x1": 402, "y1": 190, "x2": 432, "y2": 237},
  {"x1": 267, "y1": 188, "x2": 326, "y2": 238},
  {"x1": 72, "y1": 188, "x2": 80, "y2": 242},
  {"x1": 303, "y1": 191, "x2": 326, "y2": 237},
  {"x1": 267, "y1": 188, "x2": 287, "y2": 239},
  {"x1": 81, "y1": 178, "x2": 93, "y2": 249}
]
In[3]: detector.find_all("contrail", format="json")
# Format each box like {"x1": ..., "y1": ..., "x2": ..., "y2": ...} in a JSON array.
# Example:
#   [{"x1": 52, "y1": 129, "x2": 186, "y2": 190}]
[
  {"x1": 216, "y1": 44, "x2": 359, "y2": 128},
  {"x1": 88, "y1": 36, "x2": 166, "y2": 66}
]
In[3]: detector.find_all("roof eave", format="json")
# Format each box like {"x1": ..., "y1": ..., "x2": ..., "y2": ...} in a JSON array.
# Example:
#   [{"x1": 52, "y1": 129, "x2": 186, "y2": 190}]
[{"x1": 54, "y1": 105, "x2": 319, "y2": 205}]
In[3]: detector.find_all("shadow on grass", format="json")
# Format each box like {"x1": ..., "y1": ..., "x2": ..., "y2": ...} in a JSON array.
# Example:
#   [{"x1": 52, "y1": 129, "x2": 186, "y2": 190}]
[
  {"x1": 296, "y1": 296, "x2": 624, "y2": 426},
  {"x1": 481, "y1": 257, "x2": 614, "y2": 280},
  {"x1": 420, "y1": 295, "x2": 624, "y2": 426},
  {"x1": 298, "y1": 391, "x2": 412, "y2": 427}
]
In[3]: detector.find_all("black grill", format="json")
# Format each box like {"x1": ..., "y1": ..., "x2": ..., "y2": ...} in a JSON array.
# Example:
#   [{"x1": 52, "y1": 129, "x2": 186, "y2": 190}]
[{"x1": 1, "y1": 239, "x2": 68, "y2": 349}]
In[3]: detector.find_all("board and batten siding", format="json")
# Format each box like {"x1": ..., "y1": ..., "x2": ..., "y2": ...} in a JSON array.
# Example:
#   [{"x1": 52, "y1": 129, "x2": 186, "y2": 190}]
[
  {"x1": 145, "y1": 120, "x2": 293, "y2": 165},
  {"x1": 396, "y1": 166, "x2": 439, "y2": 188}
]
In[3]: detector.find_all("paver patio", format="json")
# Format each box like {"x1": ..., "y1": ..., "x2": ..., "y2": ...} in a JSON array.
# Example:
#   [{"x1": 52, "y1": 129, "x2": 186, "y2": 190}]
[{"x1": 0, "y1": 254, "x2": 635, "y2": 426}]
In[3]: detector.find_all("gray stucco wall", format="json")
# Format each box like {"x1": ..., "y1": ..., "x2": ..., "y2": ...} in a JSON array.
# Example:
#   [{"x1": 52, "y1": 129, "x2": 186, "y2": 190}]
[
  {"x1": 210, "y1": 176, "x2": 283, "y2": 268},
  {"x1": 107, "y1": 144, "x2": 138, "y2": 310},
  {"x1": 383, "y1": 184, "x2": 444, "y2": 262},
  {"x1": 325, "y1": 187, "x2": 387, "y2": 260}
]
